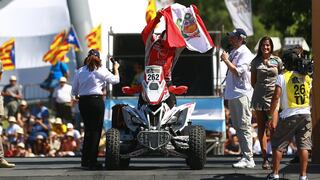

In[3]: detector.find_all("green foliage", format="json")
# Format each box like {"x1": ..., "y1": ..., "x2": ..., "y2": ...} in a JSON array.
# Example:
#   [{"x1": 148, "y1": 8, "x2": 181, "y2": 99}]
[{"x1": 176, "y1": 0, "x2": 311, "y2": 51}]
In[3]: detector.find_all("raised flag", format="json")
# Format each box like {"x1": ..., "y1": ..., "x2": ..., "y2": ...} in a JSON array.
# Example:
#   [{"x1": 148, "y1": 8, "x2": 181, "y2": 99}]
[
  {"x1": 224, "y1": 0, "x2": 253, "y2": 36},
  {"x1": 66, "y1": 26, "x2": 82, "y2": 51},
  {"x1": 0, "y1": 38, "x2": 15, "y2": 70},
  {"x1": 146, "y1": 0, "x2": 157, "y2": 23},
  {"x1": 43, "y1": 31, "x2": 67, "y2": 65},
  {"x1": 85, "y1": 24, "x2": 101, "y2": 51},
  {"x1": 162, "y1": 3, "x2": 214, "y2": 52}
]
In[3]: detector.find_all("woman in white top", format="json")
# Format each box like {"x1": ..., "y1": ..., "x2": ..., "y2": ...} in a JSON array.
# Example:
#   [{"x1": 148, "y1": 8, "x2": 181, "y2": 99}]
[{"x1": 72, "y1": 49, "x2": 120, "y2": 170}]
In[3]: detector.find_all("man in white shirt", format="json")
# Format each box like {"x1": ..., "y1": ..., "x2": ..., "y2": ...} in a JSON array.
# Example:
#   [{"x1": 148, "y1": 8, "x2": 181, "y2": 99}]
[
  {"x1": 53, "y1": 77, "x2": 73, "y2": 124},
  {"x1": 221, "y1": 28, "x2": 255, "y2": 168}
]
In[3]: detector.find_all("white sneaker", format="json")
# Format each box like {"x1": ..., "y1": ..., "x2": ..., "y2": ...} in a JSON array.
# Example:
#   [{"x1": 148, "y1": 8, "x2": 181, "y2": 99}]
[{"x1": 232, "y1": 158, "x2": 255, "y2": 168}]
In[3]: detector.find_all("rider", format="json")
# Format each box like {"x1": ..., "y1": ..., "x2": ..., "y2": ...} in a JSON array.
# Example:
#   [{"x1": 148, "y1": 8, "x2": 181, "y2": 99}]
[{"x1": 139, "y1": 10, "x2": 185, "y2": 108}]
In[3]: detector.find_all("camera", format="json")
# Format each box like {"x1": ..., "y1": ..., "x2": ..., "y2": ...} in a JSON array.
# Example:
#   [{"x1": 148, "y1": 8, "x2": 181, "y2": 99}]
[{"x1": 282, "y1": 47, "x2": 313, "y2": 76}]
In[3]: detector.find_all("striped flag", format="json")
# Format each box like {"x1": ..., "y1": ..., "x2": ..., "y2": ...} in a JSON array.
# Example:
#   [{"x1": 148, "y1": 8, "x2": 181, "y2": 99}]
[
  {"x1": 146, "y1": 0, "x2": 157, "y2": 23},
  {"x1": 0, "y1": 38, "x2": 15, "y2": 71},
  {"x1": 43, "y1": 30, "x2": 72, "y2": 65},
  {"x1": 85, "y1": 24, "x2": 101, "y2": 51}
]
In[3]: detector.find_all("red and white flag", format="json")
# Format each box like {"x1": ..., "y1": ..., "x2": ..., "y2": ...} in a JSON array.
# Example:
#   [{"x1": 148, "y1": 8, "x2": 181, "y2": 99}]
[{"x1": 162, "y1": 3, "x2": 214, "y2": 53}]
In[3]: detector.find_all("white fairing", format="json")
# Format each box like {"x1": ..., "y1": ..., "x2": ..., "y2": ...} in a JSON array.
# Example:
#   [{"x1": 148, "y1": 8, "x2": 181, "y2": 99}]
[
  {"x1": 141, "y1": 66, "x2": 170, "y2": 105},
  {"x1": 160, "y1": 102, "x2": 196, "y2": 131}
]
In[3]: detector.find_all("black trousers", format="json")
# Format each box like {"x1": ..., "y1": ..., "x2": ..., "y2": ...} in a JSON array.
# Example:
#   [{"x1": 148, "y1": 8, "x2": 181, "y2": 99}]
[{"x1": 79, "y1": 95, "x2": 104, "y2": 166}]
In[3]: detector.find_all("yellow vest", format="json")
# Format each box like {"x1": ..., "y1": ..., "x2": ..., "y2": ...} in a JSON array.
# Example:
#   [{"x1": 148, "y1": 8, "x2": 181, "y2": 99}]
[{"x1": 284, "y1": 71, "x2": 312, "y2": 108}]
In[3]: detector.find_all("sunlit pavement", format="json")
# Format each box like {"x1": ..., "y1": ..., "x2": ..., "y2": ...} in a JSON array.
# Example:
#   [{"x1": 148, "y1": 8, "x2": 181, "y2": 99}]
[{"x1": 0, "y1": 156, "x2": 319, "y2": 180}]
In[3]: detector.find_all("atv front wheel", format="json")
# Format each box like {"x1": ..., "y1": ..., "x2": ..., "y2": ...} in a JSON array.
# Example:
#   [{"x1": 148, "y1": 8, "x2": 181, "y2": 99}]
[
  {"x1": 187, "y1": 125, "x2": 206, "y2": 170},
  {"x1": 105, "y1": 128, "x2": 120, "y2": 170}
]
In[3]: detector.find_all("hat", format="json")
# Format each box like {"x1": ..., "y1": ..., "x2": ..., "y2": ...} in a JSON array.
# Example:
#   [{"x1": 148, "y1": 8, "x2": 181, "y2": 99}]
[
  {"x1": 10, "y1": 75, "x2": 17, "y2": 81},
  {"x1": 8, "y1": 116, "x2": 16, "y2": 123},
  {"x1": 17, "y1": 127, "x2": 24, "y2": 134},
  {"x1": 17, "y1": 142, "x2": 25, "y2": 149},
  {"x1": 88, "y1": 49, "x2": 100, "y2": 58},
  {"x1": 229, "y1": 127, "x2": 236, "y2": 136},
  {"x1": 36, "y1": 134, "x2": 44, "y2": 140},
  {"x1": 20, "y1": 100, "x2": 27, "y2": 106},
  {"x1": 59, "y1": 77, "x2": 67, "y2": 83},
  {"x1": 55, "y1": 117, "x2": 62, "y2": 124},
  {"x1": 66, "y1": 131, "x2": 74, "y2": 137},
  {"x1": 227, "y1": 28, "x2": 247, "y2": 39},
  {"x1": 67, "y1": 123, "x2": 73, "y2": 129}
]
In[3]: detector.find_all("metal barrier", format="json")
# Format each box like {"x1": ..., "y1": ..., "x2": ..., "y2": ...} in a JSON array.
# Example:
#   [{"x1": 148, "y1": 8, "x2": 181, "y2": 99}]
[{"x1": 0, "y1": 83, "x2": 50, "y2": 101}]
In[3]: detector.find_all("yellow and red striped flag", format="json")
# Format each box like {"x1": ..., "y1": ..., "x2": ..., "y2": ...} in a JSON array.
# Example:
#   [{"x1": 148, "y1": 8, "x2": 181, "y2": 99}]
[
  {"x1": 146, "y1": 0, "x2": 157, "y2": 23},
  {"x1": 43, "y1": 31, "x2": 71, "y2": 65},
  {"x1": 0, "y1": 38, "x2": 15, "y2": 71},
  {"x1": 85, "y1": 24, "x2": 101, "y2": 52}
]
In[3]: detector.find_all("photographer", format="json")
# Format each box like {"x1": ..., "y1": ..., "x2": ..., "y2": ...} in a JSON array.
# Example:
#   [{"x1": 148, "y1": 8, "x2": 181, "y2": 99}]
[{"x1": 266, "y1": 49, "x2": 313, "y2": 180}]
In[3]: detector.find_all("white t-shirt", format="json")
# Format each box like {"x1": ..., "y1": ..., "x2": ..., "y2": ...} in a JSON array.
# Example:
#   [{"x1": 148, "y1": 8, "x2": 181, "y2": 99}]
[
  {"x1": 276, "y1": 73, "x2": 311, "y2": 119},
  {"x1": 53, "y1": 84, "x2": 73, "y2": 103},
  {"x1": 224, "y1": 44, "x2": 254, "y2": 100}
]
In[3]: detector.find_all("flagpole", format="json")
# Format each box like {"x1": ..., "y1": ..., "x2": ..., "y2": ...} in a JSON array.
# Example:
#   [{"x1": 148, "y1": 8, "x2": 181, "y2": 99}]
[{"x1": 67, "y1": 0, "x2": 92, "y2": 67}]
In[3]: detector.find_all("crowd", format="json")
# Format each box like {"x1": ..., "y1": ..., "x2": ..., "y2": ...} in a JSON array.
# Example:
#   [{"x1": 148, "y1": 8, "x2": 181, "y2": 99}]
[{"x1": 0, "y1": 75, "x2": 108, "y2": 159}]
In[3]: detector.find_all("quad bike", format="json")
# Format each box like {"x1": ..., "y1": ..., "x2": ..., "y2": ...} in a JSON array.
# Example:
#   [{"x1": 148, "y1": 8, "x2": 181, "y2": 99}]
[{"x1": 105, "y1": 65, "x2": 206, "y2": 170}]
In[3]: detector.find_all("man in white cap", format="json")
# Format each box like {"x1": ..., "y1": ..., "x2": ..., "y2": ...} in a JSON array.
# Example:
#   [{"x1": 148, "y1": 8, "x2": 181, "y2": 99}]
[
  {"x1": 1, "y1": 75, "x2": 22, "y2": 117},
  {"x1": 0, "y1": 60, "x2": 15, "y2": 168},
  {"x1": 221, "y1": 28, "x2": 255, "y2": 168},
  {"x1": 53, "y1": 76, "x2": 73, "y2": 124}
]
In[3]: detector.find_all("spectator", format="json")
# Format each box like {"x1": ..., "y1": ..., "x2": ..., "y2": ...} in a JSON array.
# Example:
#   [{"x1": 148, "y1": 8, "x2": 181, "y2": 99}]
[
  {"x1": 58, "y1": 131, "x2": 77, "y2": 157},
  {"x1": 6, "y1": 116, "x2": 21, "y2": 145},
  {"x1": 0, "y1": 60, "x2": 15, "y2": 168},
  {"x1": 32, "y1": 134, "x2": 50, "y2": 157},
  {"x1": 14, "y1": 142, "x2": 34, "y2": 157},
  {"x1": 225, "y1": 127, "x2": 241, "y2": 155},
  {"x1": 66, "y1": 123, "x2": 81, "y2": 147},
  {"x1": 27, "y1": 114, "x2": 49, "y2": 147},
  {"x1": 48, "y1": 131, "x2": 61, "y2": 157},
  {"x1": 31, "y1": 101, "x2": 49, "y2": 122},
  {"x1": 1, "y1": 75, "x2": 22, "y2": 117},
  {"x1": 131, "y1": 62, "x2": 144, "y2": 87},
  {"x1": 53, "y1": 77, "x2": 73, "y2": 124},
  {"x1": 220, "y1": 28, "x2": 255, "y2": 168},
  {"x1": 16, "y1": 100, "x2": 31, "y2": 129},
  {"x1": 16, "y1": 127, "x2": 25, "y2": 144},
  {"x1": 51, "y1": 117, "x2": 67, "y2": 137},
  {"x1": 251, "y1": 36, "x2": 283, "y2": 169},
  {"x1": 40, "y1": 61, "x2": 69, "y2": 98}
]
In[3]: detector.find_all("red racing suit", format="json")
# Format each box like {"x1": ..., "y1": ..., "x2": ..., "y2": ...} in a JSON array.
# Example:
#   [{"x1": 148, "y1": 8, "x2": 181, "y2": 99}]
[{"x1": 141, "y1": 14, "x2": 184, "y2": 82}]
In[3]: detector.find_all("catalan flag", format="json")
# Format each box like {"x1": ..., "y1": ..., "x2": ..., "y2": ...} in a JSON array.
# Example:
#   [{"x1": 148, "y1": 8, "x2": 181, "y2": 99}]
[
  {"x1": 85, "y1": 24, "x2": 101, "y2": 52},
  {"x1": 146, "y1": 0, "x2": 157, "y2": 23},
  {"x1": 66, "y1": 26, "x2": 82, "y2": 51},
  {"x1": 43, "y1": 30, "x2": 71, "y2": 65},
  {"x1": 0, "y1": 38, "x2": 15, "y2": 71}
]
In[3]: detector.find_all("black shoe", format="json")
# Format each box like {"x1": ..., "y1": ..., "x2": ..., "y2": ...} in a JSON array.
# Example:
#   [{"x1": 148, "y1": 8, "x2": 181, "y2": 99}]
[{"x1": 83, "y1": 162, "x2": 103, "y2": 171}]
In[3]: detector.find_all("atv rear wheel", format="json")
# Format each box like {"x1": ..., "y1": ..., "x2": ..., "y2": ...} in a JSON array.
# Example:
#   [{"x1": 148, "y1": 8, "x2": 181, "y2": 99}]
[
  {"x1": 105, "y1": 128, "x2": 121, "y2": 170},
  {"x1": 187, "y1": 125, "x2": 206, "y2": 170}
]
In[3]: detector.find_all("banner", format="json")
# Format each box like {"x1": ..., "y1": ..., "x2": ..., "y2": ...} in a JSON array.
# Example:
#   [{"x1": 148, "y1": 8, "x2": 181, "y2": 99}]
[
  {"x1": 224, "y1": 0, "x2": 253, "y2": 36},
  {"x1": 85, "y1": 25, "x2": 102, "y2": 51},
  {"x1": 0, "y1": 38, "x2": 15, "y2": 71},
  {"x1": 162, "y1": 3, "x2": 214, "y2": 53}
]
